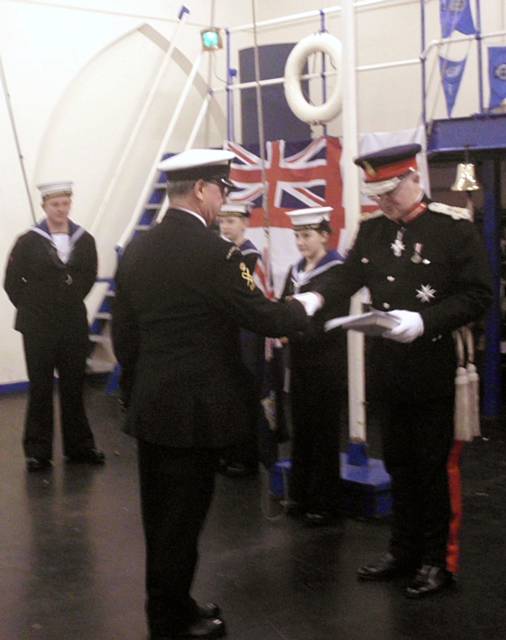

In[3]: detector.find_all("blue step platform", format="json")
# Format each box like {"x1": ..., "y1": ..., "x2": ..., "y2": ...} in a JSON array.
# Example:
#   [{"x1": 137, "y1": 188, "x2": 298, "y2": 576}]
[{"x1": 270, "y1": 453, "x2": 392, "y2": 519}]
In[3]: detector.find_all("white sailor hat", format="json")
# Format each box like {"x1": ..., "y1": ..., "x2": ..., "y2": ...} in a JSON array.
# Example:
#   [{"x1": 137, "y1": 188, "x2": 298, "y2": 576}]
[
  {"x1": 37, "y1": 181, "x2": 73, "y2": 200},
  {"x1": 158, "y1": 148, "x2": 237, "y2": 190},
  {"x1": 286, "y1": 206, "x2": 333, "y2": 230},
  {"x1": 218, "y1": 202, "x2": 253, "y2": 218}
]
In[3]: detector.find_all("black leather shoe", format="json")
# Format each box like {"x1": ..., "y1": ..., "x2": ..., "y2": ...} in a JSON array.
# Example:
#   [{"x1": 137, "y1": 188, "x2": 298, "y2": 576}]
[
  {"x1": 405, "y1": 565, "x2": 454, "y2": 599},
  {"x1": 66, "y1": 448, "x2": 105, "y2": 465},
  {"x1": 220, "y1": 462, "x2": 257, "y2": 478},
  {"x1": 26, "y1": 457, "x2": 52, "y2": 472},
  {"x1": 303, "y1": 511, "x2": 342, "y2": 528},
  {"x1": 357, "y1": 553, "x2": 413, "y2": 581},
  {"x1": 150, "y1": 618, "x2": 226, "y2": 639},
  {"x1": 197, "y1": 603, "x2": 220, "y2": 619}
]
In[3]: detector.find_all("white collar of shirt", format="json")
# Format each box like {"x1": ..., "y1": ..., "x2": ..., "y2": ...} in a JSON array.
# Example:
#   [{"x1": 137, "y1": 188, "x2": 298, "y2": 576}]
[
  {"x1": 52, "y1": 233, "x2": 71, "y2": 263},
  {"x1": 177, "y1": 207, "x2": 207, "y2": 227}
]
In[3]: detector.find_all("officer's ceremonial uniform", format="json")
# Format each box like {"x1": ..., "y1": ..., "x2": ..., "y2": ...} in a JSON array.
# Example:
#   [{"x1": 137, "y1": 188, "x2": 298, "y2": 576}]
[
  {"x1": 4, "y1": 184, "x2": 100, "y2": 466},
  {"x1": 111, "y1": 150, "x2": 308, "y2": 639},
  {"x1": 318, "y1": 145, "x2": 492, "y2": 596}
]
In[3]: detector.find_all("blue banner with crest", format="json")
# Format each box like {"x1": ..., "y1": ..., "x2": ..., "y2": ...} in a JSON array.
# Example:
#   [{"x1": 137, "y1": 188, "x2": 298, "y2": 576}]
[
  {"x1": 488, "y1": 47, "x2": 506, "y2": 110},
  {"x1": 440, "y1": 0, "x2": 476, "y2": 38},
  {"x1": 439, "y1": 55, "x2": 468, "y2": 116}
]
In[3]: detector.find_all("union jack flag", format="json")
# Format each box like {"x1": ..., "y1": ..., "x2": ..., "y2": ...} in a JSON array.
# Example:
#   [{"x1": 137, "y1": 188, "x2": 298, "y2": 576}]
[{"x1": 225, "y1": 136, "x2": 345, "y2": 249}]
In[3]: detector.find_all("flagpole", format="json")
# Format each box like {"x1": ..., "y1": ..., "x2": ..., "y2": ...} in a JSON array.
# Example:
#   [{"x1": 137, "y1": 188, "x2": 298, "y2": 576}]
[
  {"x1": 475, "y1": 0, "x2": 484, "y2": 113},
  {"x1": 251, "y1": 0, "x2": 270, "y2": 244},
  {"x1": 342, "y1": 0, "x2": 367, "y2": 454}
]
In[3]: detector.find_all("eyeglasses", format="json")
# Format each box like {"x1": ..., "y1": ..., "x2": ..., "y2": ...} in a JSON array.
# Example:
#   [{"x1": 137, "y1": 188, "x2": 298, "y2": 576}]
[{"x1": 205, "y1": 179, "x2": 230, "y2": 197}]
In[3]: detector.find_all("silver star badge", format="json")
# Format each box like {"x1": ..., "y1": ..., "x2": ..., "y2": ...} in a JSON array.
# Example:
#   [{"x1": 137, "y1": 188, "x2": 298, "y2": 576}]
[{"x1": 416, "y1": 284, "x2": 436, "y2": 303}]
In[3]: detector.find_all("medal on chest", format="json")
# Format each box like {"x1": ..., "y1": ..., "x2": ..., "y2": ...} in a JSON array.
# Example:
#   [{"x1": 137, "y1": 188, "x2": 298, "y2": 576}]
[{"x1": 390, "y1": 229, "x2": 406, "y2": 257}]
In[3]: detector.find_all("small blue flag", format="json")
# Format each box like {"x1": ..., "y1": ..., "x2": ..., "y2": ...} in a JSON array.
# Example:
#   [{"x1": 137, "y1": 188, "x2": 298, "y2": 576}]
[
  {"x1": 488, "y1": 47, "x2": 506, "y2": 110},
  {"x1": 439, "y1": 55, "x2": 468, "y2": 117},
  {"x1": 440, "y1": 0, "x2": 476, "y2": 38}
]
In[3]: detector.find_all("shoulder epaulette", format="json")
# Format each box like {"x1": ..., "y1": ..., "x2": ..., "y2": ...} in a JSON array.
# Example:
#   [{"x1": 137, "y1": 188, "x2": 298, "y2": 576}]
[
  {"x1": 428, "y1": 202, "x2": 471, "y2": 221},
  {"x1": 360, "y1": 209, "x2": 385, "y2": 222}
]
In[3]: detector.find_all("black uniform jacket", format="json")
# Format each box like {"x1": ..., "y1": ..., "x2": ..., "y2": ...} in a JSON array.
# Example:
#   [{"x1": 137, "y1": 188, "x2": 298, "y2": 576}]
[
  {"x1": 319, "y1": 203, "x2": 492, "y2": 400},
  {"x1": 282, "y1": 250, "x2": 348, "y2": 378},
  {"x1": 4, "y1": 220, "x2": 97, "y2": 337},
  {"x1": 112, "y1": 208, "x2": 308, "y2": 449}
]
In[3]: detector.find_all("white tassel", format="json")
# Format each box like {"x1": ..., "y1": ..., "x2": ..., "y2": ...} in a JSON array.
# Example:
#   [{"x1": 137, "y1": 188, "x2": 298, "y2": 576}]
[
  {"x1": 453, "y1": 327, "x2": 481, "y2": 442},
  {"x1": 454, "y1": 364, "x2": 472, "y2": 442}
]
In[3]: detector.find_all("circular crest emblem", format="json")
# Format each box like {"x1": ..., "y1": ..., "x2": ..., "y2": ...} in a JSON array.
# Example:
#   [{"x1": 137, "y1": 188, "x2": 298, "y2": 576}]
[
  {"x1": 445, "y1": 65, "x2": 461, "y2": 79},
  {"x1": 495, "y1": 63, "x2": 506, "y2": 81},
  {"x1": 449, "y1": 0, "x2": 465, "y2": 11}
]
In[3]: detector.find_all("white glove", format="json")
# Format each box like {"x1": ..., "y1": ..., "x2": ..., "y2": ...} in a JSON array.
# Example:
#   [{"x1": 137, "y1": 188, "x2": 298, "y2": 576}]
[
  {"x1": 382, "y1": 309, "x2": 424, "y2": 343},
  {"x1": 292, "y1": 292, "x2": 324, "y2": 317}
]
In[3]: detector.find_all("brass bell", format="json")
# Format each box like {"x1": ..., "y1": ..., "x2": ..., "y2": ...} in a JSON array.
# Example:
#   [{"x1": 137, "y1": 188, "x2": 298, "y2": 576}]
[{"x1": 451, "y1": 163, "x2": 480, "y2": 192}]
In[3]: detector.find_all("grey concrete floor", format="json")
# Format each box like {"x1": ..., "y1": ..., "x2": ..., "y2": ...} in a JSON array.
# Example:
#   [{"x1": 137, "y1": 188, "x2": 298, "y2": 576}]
[{"x1": 0, "y1": 382, "x2": 505, "y2": 640}]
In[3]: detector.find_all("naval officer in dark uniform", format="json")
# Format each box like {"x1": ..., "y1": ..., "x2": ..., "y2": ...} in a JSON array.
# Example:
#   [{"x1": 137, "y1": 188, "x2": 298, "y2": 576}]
[
  {"x1": 111, "y1": 149, "x2": 314, "y2": 640},
  {"x1": 312, "y1": 144, "x2": 492, "y2": 597},
  {"x1": 4, "y1": 181, "x2": 105, "y2": 471}
]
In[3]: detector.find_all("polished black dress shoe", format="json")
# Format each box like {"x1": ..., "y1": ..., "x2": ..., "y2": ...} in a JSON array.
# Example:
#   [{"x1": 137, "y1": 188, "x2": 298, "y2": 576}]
[
  {"x1": 26, "y1": 457, "x2": 52, "y2": 472},
  {"x1": 151, "y1": 617, "x2": 226, "y2": 639},
  {"x1": 405, "y1": 565, "x2": 455, "y2": 599},
  {"x1": 65, "y1": 448, "x2": 106, "y2": 465},
  {"x1": 220, "y1": 462, "x2": 257, "y2": 478},
  {"x1": 357, "y1": 552, "x2": 413, "y2": 581},
  {"x1": 174, "y1": 617, "x2": 225, "y2": 639},
  {"x1": 303, "y1": 510, "x2": 342, "y2": 528},
  {"x1": 197, "y1": 602, "x2": 220, "y2": 619}
]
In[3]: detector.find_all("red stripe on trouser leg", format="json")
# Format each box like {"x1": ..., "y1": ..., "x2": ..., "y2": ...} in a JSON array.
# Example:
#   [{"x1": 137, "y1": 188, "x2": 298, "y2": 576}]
[{"x1": 446, "y1": 440, "x2": 464, "y2": 574}]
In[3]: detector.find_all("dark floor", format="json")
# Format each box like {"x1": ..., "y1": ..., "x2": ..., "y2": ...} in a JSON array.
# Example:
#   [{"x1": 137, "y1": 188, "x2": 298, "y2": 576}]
[{"x1": 0, "y1": 383, "x2": 505, "y2": 640}]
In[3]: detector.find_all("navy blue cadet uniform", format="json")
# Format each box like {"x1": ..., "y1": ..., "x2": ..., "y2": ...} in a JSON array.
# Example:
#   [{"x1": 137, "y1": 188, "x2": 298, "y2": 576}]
[
  {"x1": 220, "y1": 236, "x2": 265, "y2": 474},
  {"x1": 317, "y1": 145, "x2": 492, "y2": 596},
  {"x1": 282, "y1": 248, "x2": 347, "y2": 519},
  {"x1": 112, "y1": 148, "x2": 308, "y2": 639},
  {"x1": 4, "y1": 219, "x2": 99, "y2": 462}
]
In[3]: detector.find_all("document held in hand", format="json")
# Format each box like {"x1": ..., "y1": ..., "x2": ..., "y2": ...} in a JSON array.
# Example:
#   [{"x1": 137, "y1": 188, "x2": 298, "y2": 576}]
[{"x1": 324, "y1": 310, "x2": 400, "y2": 336}]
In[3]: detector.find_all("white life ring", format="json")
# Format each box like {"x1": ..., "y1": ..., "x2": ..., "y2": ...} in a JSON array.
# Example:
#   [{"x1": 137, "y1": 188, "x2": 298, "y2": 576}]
[{"x1": 284, "y1": 32, "x2": 342, "y2": 125}]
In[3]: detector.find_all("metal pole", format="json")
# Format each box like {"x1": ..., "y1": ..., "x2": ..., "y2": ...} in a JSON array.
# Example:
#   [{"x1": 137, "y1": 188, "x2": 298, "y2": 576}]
[
  {"x1": 342, "y1": 0, "x2": 367, "y2": 446},
  {"x1": 0, "y1": 54, "x2": 37, "y2": 224},
  {"x1": 229, "y1": 0, "x2": 422, "y2": 33},
  {"x1": 320, "y1": 9, "x2": 328, "y2": 138},
  {"x1": 481, "y1": 158, "x2": 502, "y2": 418},
  {"x1": 475, "y1": 0, "x2": 484, "y2": 114},
  {"x1": 420, "y1": 0, "x2": 427, "y2": 130},
  {"x1": 251, "y1": 0, "x2": 271, "y2": 238},
  {"x1": 90, "y1": 5, "x2": 190, "y2": 234},
  {"x1": 225, "y1": 28, "x2": 234, "y2": 141}
]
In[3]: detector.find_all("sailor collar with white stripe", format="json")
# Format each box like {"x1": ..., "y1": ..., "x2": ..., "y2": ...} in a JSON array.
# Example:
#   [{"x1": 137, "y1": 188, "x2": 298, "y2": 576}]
[
  {"x1": 239, "y1": 238, "x2": 260, "y2": 257},
  {"x1": 291, "y1": 249, "x2": 343, "y2": 292},
  {"x1": 31, "y1": 219, "x2": 86, "y2": 246}
]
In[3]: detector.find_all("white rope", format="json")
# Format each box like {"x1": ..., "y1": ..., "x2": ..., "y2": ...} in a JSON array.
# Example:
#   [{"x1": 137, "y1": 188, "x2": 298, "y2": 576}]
[{"x1": 0, "y1": 54, "x2": 36, "y2": 223}]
